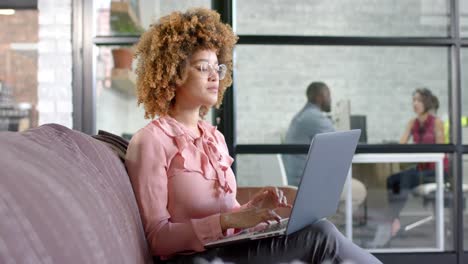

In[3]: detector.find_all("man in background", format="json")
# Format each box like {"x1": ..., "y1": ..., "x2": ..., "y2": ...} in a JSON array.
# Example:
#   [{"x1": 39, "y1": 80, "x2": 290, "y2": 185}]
[
  {"x1": 283, "y1": 81, "x2": 334, "y2": 185},
  {"x1": 283, "y1": 81, "x2": 366, "y2": 225}
]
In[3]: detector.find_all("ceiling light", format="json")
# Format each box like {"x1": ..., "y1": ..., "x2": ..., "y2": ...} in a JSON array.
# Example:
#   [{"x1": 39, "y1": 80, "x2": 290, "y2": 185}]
[{"x1": 0, "y1": 9, "x2": 15, "y2": 15}]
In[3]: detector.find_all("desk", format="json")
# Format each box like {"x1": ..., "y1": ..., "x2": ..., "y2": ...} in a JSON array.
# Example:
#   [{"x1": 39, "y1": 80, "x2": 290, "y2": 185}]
[{"x1": 345, "y1": 153, "x2": 445, "y2": 251}]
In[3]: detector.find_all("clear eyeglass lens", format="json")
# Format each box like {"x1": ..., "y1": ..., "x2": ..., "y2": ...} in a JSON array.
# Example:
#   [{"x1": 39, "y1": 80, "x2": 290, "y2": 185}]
[
  {"x1": 217, "y1": 64, "x2": 227, "y2": 80},
  {"x1": 197, "y1": 63, "x2": 227, "y2": 80},
  {"x1": 200, "y1": 63, "x2": 209, "y2": 73}
]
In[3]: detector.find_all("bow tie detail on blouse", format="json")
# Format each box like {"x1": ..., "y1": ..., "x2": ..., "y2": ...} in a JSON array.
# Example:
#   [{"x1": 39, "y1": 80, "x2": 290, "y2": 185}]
[
  {"x1": 156, "y1": 117, "x2": 234, "y2": 194},
  {"x1": 200, "y1": 135, "x2": 233, "y2": 193}
]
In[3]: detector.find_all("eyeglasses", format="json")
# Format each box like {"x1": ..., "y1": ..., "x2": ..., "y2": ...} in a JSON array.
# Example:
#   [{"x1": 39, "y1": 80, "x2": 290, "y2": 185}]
[{"x1": 193, "y1": 62, "x2": 227, "y2": 80}]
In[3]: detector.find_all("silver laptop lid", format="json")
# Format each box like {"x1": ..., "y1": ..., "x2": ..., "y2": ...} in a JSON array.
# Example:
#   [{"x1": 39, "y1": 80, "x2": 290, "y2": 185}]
[{"x1": 286, "y1": 129, "x2": 361, "y2": 235}]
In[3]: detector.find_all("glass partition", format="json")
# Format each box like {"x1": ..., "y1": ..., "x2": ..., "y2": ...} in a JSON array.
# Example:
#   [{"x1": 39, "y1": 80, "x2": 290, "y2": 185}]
[
  {"x1": 236, "y1": 153, "x2": 453, "y2": 251},
  {"x1": 464, "y1": 154, "x2": 468, "y2": 250},
  {"x1": 462, "y1": 48, "x2": 468, "y2": 250},
  {"x1": 95, "y1": 45, "x2": 146, "y2": 137},
  {"x1": 236, "y1": 45, "x2": 449, "y2": 145},
  {"x1": 95, "y1": 0, "x2": 211, "y2": 37},
  {"x1": 236, "y1": 0, "x2": 450, "y2": 36},
  {"x1": 461, "y1": 0, "x2": 468, "y2": 37},
  {"x1": 95, "y1": 45, "x2": 214, "y2": 137},
  {"x1": 461, "y1": 49, "x2": 468, "y2": 144}
]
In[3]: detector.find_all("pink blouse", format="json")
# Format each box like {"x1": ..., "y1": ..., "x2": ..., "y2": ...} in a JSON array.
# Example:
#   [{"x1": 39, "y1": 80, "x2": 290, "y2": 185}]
[{"x1": 125, "y1": 116, "x2": 241, "y2": 258}]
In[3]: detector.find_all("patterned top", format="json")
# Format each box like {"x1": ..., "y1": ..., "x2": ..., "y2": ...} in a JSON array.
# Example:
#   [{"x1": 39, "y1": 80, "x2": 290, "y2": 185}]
[
  {"x1": 125, "y1": 116, "x2": 240, "y2": 258},
  {"x1": 411, "y1": 114, "x2": 436, "y2": 145},
  {"x1": 411, "y1": 114, "x2": 448, "y2": 171}
]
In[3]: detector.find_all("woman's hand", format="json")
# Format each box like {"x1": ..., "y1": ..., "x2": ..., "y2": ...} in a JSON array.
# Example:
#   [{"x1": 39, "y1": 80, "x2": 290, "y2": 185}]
[
  {"x1": 245, "y1": 187, "x2": 292, "y2": 211},
  {"x1": 220, "y1": 207, "x2": 281, "y2": 230}
]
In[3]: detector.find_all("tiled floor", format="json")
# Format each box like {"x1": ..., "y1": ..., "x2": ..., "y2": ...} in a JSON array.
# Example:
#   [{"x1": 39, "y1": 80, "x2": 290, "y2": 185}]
[{"x1": 330, "y1": 194, "x2": 468, "y2": 251}]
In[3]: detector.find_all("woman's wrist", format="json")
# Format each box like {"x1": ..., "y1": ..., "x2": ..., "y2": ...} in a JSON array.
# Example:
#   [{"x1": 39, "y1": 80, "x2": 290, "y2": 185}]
[
  {"x1": 220, "y1": 213, "x2": 230, "y2": 231},
  {"x1": 240, "y1": 201, "x2": 253, "y2": 210}
]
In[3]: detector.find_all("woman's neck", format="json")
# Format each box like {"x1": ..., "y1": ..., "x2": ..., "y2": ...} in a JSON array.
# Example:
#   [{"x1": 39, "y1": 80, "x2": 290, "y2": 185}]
[
  {"x1": 169, "y1": 106, "x2": 201, "y2": 136},
  {"x1": 417, "y1": 112, "x2": 429, "y2": 123}
]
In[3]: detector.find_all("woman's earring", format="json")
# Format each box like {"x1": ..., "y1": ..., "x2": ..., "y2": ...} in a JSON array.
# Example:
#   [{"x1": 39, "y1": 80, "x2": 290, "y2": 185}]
[{"x1": 168, "y1": 89, "x2": 175, "y2": 101}]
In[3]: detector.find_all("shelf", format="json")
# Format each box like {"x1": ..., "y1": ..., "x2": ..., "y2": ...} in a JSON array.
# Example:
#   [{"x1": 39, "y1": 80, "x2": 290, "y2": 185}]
[{"x1": 94, "y1": 36, "x2": 140, "y2": 46}]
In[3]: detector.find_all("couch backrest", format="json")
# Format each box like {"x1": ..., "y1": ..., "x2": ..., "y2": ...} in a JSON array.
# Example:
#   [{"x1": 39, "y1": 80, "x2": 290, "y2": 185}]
[{"x1": 0, "y1": 124, "x2": 152, "y2": 263}]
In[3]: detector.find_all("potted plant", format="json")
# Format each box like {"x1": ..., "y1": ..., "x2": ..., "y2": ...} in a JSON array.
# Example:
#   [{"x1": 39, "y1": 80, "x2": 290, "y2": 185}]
[
  {"x1": 111, "y1": 47, "x2": 133, "y2": 70},
  {"x1": 110, "y1": 0, "x2": 144, "y2": 35}
]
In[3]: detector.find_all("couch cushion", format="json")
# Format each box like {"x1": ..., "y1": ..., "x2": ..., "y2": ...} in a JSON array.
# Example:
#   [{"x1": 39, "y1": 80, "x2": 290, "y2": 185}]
[
  {"x1": 92, "y1": 130, "x2": 129, "y2": 163},
  {"x1": 0, "y1": 124, "x2": 152, "y2": 263}
]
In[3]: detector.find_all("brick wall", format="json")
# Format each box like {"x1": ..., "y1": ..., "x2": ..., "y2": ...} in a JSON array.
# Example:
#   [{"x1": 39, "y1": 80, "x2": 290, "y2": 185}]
[
  {"x1": 0, "y1": 10, "x2": 39, "y2": 127},
  {"x1": 37, "y1": 0, "x2": 72, "y2": 127},
  {"x1": 0, "y1": 0, "x2": 72, "y2": 129},
  {"x1": 0, "y1": 10, "x2": 38, "y2": 43}
]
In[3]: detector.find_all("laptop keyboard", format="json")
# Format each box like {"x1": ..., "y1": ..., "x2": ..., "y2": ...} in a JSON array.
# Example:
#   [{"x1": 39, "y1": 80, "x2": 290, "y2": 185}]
[{"x1": 253, "y1": 219, "x2": 289, "y2": 235}]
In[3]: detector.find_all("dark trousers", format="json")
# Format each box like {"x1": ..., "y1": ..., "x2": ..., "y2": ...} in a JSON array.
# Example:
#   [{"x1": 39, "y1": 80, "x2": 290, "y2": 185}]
[
  {"x1": 156, "y1": 220, "x2": 381, "y2": 264},
  {"x1": 386, "y1": 167, "x2": 436, "y2": 219}
]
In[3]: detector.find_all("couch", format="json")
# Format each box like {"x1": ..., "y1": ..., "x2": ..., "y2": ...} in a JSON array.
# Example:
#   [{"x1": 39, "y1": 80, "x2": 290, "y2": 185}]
[{"x1": 0, "y1": 124, "x2": 296, "y2": 263}]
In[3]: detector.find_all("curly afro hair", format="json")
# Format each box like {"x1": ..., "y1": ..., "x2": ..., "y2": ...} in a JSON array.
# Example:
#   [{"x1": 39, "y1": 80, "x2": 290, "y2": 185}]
[{"x1": 134, "y1": 7, "x2": 238, "y2": 119}]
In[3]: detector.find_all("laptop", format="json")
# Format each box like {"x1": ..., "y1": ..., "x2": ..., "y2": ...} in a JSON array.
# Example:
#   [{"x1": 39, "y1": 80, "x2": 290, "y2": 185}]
[{"x1": 205, "y1": 129, "x2": 361, "y2": 248}]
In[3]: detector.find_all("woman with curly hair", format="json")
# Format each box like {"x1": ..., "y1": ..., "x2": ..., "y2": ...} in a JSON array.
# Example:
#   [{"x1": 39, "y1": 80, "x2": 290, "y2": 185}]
[{"x1": 125, "y1": 8, "x2": 380, "y2": 264}]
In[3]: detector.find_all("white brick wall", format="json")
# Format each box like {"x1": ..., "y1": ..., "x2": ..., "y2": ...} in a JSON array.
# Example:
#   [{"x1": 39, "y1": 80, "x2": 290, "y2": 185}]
[
  {"x1": 234, "y1": 1, "x2": 456, "y2": 145},
  {"x1": 37, "y1": 0, "x2": 72, "y2": 127},
  {"x1": 236, "y1": 0, "x2": 449, "y2": 36},
  {"x1": 236, "y1": 46, "x2": 449, "y2": 144}
]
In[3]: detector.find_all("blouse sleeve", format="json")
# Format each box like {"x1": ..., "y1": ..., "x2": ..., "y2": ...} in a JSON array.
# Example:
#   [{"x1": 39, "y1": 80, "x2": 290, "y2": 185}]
[{"x1": 125, "y1": 127, "x2": 224, "y2": 257}]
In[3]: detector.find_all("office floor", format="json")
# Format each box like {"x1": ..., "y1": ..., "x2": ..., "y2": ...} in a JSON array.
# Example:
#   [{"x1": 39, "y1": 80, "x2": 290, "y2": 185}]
[{"x1": 331, "y1": 194, "x2": 468, "y2": 251}]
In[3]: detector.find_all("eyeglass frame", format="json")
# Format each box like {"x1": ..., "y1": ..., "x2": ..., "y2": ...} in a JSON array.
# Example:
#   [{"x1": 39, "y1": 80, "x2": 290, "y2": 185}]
[{"x1": 191, "y1": 62, "x2": 227, "y2": 80}]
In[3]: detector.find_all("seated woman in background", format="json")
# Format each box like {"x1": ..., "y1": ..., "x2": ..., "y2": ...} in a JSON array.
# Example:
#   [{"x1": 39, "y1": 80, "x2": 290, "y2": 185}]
[
  {"x1": 124, "y1": 7, "x2": 380, "y2": 264},
  {"x1": 384, "y1": 88, "x2": 448, "y2": 242}
]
